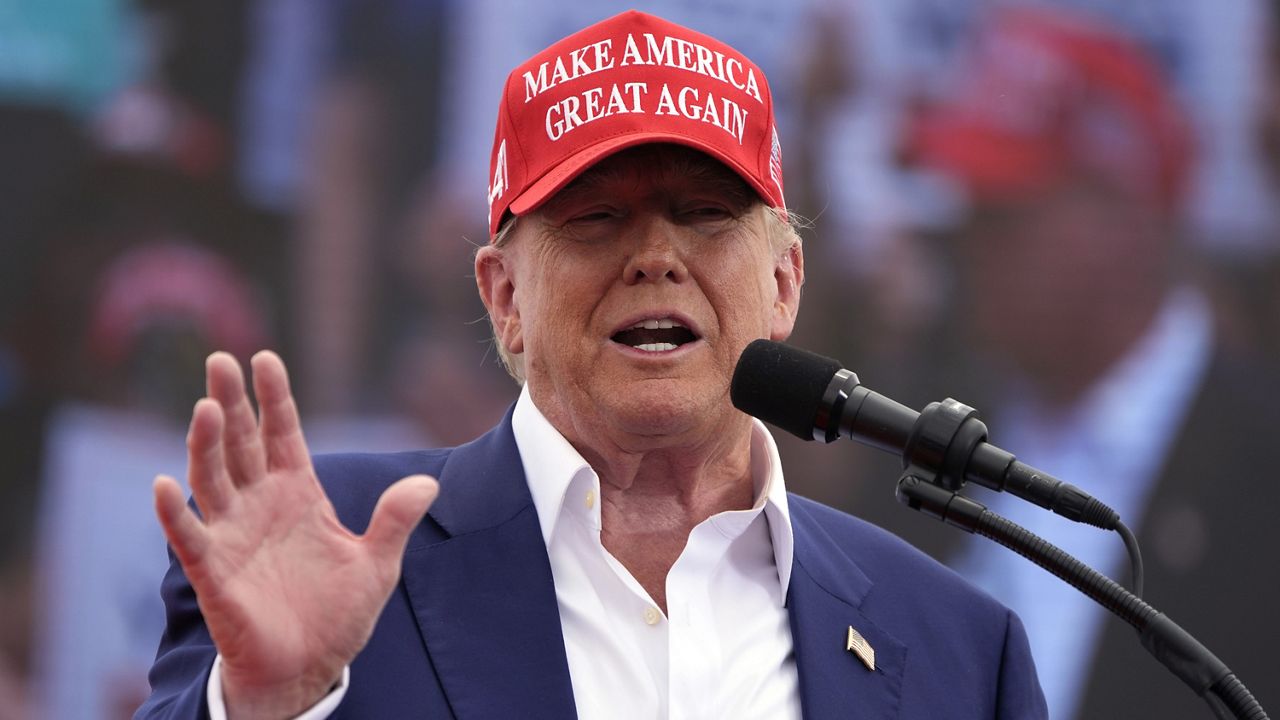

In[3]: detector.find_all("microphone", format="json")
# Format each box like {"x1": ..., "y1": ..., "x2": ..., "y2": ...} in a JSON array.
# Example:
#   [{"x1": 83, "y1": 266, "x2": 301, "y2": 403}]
[
  {"x1": 730, "y1": 349, "x2": 1274, "y2": 719},
  {"x1": 731, "y1": 339, "x2": 1120, "y2": 529}
]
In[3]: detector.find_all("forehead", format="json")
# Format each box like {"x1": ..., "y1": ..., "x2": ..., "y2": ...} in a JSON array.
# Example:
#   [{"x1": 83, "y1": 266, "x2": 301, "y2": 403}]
[{"x1": 543, "y1": 144, "x2": 757, "y2": 208}]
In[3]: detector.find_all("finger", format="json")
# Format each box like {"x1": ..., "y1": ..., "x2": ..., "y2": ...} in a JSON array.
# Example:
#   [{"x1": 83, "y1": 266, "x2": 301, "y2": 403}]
[
  {"x1": 154, "y1": 474, "x2": 210, "y2": 570},
  {"x1": 206, "y1": 352, "x2": 267, "y2": 487},
  {"x1": 250, "y1": 350, "x2": 312, "y2": 473},
  {"x1": 364, "y1": 475, "x2": 438, "y2": 576},
  {"x1": 187, "y1": 398, "x2": 235, "y2": 517}
]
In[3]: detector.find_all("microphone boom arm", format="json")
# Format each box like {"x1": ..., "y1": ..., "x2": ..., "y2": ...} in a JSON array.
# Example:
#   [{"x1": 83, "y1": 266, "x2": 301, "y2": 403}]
[{"x1": 895, "y1": 477, "x2": 1268, "y2": 720}]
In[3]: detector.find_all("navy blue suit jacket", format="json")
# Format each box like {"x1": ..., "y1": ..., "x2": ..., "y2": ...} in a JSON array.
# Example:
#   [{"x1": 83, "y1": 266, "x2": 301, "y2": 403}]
[{"x1": 138, "y1": 410, "x2": 1046, "y2": 719}]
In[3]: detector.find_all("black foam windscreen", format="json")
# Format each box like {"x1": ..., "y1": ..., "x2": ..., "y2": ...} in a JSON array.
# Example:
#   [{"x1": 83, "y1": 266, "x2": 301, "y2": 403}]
[{"x1": 730, "y1": 339, "x2": 842, "y2": 440}]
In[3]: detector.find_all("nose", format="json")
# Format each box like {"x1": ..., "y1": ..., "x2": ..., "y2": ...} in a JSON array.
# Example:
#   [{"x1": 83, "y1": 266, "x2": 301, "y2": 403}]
[{"x1": 622, "y1": 217, "x2": 689, "y2": 285}]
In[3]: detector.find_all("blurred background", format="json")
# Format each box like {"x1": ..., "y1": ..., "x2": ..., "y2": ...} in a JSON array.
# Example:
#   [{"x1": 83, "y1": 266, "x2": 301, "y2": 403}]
[{"x1": 1, "y1": 0, "x2": 1277, "y2": 717}]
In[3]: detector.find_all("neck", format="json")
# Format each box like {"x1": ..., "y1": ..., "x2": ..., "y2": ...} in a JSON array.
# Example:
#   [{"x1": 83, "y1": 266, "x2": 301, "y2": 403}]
[
  {"x1": 551, "y1": 403, "x2": 758, "y2": 612},
  {"x1": 530, "y1": 379, "x2": 759, "y2": 518},
  {"x1": 585, "y1": 418, "x2": 754, "y2": 524}
]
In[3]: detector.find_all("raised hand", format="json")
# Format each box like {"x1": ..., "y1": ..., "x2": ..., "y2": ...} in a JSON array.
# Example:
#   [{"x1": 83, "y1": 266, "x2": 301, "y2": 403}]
[{"x1": 152, "y1": 351, "x2": 438, "y2": 719}]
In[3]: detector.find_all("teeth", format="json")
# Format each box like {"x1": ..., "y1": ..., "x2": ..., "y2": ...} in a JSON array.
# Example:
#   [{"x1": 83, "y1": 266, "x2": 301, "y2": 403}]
[
  {"x1": 636, "y1": 342, "x2": 678, "y2": 352},
  {"x1": 627, "y1": 317, "x2": 685, "y2": 330}
]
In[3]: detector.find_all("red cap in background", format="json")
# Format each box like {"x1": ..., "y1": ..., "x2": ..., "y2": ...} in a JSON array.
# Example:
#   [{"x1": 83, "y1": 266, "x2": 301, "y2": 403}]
[
  {"x1": 910, "y1": 6, "x2": 1194, "y2": 210},
  {"x1": 88, "y1": 242, "x2": 268, "y2": 368},
  {"x1": 486, "y1": 10, "x2": 786, "y2": 237}
]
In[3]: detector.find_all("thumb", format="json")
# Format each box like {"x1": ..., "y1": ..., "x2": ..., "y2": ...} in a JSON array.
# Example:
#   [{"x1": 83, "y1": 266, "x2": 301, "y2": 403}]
[{"x1": 364, "y1": 474, "x2": 439, "y2": 567}]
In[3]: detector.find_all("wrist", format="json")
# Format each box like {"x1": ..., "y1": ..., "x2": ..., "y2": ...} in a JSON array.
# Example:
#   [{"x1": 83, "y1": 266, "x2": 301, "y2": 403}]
[{"x1": 221, "y1": 662, "x2": 343, "y2": 720}]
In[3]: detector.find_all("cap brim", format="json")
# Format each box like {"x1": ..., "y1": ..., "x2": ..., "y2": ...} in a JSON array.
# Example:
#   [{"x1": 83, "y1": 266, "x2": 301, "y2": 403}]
[
  {"x1": 911, "y1": 116, "x2": 1062, "y2": 203},
  {"x1": 508, "y1": 131, "x2": 778, "y2": 217}
]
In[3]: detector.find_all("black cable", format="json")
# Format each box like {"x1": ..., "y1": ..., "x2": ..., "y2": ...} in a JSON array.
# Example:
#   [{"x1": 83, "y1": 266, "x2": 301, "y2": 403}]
[
  {"x1": 974, "y1": 503, "x2": 1153, "y2": 628},
  {"x1": 895, "y1": 477, "x2": 1270, "y2": 720},
  {"x1": 1117, "y1": 520, "x2": 1144, "y2": 598},
  {"x1": 972, "y1": 511, "x2": 1267, "y2": 719},
  {"x1": 972, "y1": 515, "x2": 1268, "y2": 719}
]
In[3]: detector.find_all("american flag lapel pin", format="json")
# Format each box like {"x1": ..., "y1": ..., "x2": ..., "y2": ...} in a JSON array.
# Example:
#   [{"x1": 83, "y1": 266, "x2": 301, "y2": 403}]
[{"x1": 846, "y1": 625, "x2": 876, "y2": 671}]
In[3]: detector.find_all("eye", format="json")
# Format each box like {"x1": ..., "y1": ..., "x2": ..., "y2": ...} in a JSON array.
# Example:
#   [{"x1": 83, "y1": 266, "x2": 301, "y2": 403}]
[
  {"x1": 566, "y1": 206, "x2": 623, "y2": 225},
  {"x1": 680, "y1": 204, "x2": 734, "y2": 222}
]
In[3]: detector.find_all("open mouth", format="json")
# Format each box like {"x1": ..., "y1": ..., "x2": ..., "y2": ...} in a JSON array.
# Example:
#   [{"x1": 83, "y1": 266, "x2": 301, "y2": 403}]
[{"x1": 611, "y1": 317, "x2": 699, "y2": 352}]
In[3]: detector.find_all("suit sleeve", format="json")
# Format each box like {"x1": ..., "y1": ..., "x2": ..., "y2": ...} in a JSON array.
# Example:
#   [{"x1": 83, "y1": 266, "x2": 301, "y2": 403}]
[
  {"x1": 132, "y1": 547, "x2": 216, "y2": 720},
  {"x1": 996, "y1": 609, "x2": 1048, "y2": 720}
]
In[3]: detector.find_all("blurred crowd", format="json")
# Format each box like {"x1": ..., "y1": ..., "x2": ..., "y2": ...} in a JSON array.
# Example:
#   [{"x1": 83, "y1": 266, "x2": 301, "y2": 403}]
[{"x1": 1, "y1": 0, "x2": 1278, "y2": 718}]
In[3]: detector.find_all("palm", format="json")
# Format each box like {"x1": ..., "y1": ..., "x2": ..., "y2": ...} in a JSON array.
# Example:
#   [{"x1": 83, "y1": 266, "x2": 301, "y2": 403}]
[
  {"x1": 153, "y1": 352, "x2": 437, "y2": 718},
  {"x1": 193, "y1": 464, "x2": 379, "y2": 692}
]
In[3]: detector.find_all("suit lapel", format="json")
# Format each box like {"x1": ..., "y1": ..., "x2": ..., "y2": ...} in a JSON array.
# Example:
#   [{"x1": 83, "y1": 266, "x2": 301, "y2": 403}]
[
  {"x1": 392, "y1": 415, "x2": 910, "y2": 719},
  {"x1": 788, "y1": 499, "x2": 906, "y2": 720},
  {"x1": 400, "y1": 413, "x2": 578, "y2": 719}
]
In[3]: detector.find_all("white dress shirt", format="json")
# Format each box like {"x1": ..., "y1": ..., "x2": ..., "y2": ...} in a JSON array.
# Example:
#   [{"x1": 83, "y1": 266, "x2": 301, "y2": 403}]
[
  {"x1": 514, "y1": 384, "x2": 801, "y2": 720},
  {"x1": 208, "y1": 385, "x2": 801, "y2": 719}
]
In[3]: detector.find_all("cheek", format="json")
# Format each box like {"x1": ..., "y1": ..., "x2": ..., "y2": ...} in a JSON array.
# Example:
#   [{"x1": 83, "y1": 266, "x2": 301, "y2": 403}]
[
  {"x1": 520, "y1": 259, "x2": 611, "y2": 350},
  {"x1": 700, "y1": 248, "x2": 778, "y2": 334}
]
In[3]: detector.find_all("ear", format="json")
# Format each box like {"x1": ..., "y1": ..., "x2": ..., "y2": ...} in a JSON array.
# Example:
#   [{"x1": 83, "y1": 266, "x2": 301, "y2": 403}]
[
  {"x1": 475, "y1": 245, "x2": 524, "y2": 355},
  {"x1": 769, "y1": 242, "x2": 804, "y2": 341}
]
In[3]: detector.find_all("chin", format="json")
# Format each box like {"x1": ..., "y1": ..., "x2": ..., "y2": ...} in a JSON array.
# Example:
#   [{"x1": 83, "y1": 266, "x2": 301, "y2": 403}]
[{"x1": 603, "y1": 380, "x2": 719, "y2": 438}]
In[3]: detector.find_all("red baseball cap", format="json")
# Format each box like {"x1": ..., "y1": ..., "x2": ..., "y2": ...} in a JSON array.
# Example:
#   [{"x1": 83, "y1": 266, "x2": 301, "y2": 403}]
[
  {"x1": 486, "y1": 10, "x2": 786, "y2": 237},
  {"x1": 88, "y1": 241, "x2": 269, "y2": 368},
  {"x1": 909, "y1": 6, "x2": 1193, "y2": 209}
]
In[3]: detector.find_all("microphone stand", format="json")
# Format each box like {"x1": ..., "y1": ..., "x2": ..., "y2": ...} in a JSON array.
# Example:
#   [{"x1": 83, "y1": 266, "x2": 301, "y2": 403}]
[
  {"x1": 891, "y1": 408, "x2": 1270, "y2": 720},
  {"x1": 728, "y1": 339, "x2": 1267, "y2": 716}
]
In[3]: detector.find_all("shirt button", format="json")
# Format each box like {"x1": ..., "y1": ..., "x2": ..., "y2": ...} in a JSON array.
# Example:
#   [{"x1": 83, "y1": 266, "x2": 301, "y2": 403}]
[
  {"x1": 643, "y1": 606, "x2": 662, "y2": 625},
  {"x1": 585, "y1": 488, "x2": 596, "y2": 510}
]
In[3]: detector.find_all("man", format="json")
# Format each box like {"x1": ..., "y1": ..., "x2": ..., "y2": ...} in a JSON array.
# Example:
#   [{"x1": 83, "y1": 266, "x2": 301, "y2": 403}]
[
  {"x1": 911, "y1": 7, "x2": 1280, "y2": 719},
  {"x1": 137, "y1": 11, "x2": 1046, "y2": 719}
]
